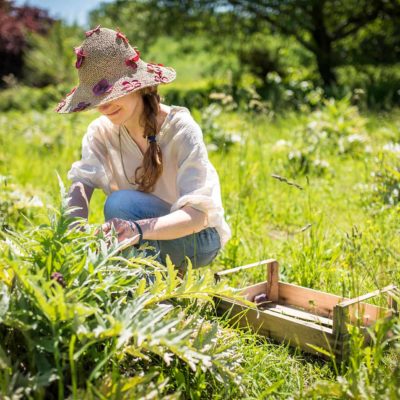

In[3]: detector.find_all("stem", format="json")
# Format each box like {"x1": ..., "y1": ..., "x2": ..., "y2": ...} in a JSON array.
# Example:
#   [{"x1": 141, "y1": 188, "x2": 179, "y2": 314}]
[
  {"x1": 69, "y1": 334, "x2": 77, "y2": 399},
  {"x1": 52, "y1": 323, "x2": 64, "y2": 400}
]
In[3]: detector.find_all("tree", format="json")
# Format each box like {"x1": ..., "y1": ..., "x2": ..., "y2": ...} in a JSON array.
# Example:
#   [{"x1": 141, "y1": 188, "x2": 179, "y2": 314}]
[
  {"x1": 223, "y1": 0, "x2": 400, "y2": 87},
  {"x1": 23, "y1": 21, "x2": 83, "y2": 87},
  {"x1": 127, "y1": 0, "x2": 399, "y2": 88},
  {"x1": 88, "y1": 0, "x2": 400, "y2": 88},
  {"x1": 0, "y1": 0, "x2": 53, "y2": 85}
]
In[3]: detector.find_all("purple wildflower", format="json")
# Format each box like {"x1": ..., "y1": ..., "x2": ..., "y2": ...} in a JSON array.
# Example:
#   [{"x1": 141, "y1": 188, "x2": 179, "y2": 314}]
[
  {"x1": 92, "y1": 79, "x2": 113, "y2": 96},
  {"x1": 51, "y1": 272, "x2": 66, "y2": 288}
]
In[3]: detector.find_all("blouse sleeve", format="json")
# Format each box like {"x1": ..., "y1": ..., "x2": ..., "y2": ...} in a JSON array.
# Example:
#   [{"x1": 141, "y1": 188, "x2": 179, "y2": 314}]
[
  {"x1": 67, "y1": 119, "x2": 111, "y2": 193},
  {"x1": 170, "y1": 118, "x2": 224, "y2": 226}
]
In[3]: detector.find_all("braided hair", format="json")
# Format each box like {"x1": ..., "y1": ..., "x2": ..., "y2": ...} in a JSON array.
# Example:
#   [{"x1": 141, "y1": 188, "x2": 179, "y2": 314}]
[{"x1": 134, "y1": 86, "x2": 163, "y2": 192}]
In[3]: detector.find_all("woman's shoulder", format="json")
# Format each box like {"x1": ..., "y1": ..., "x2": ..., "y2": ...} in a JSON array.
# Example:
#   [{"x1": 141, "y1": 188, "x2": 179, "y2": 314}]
[{"x1": 163, "y1": 104, "x2": 203, "y2": 143}]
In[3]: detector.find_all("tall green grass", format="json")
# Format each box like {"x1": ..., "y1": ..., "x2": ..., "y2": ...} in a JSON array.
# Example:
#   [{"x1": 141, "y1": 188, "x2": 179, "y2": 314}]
[{"x1": 0, "y1": 99, "x2": 399, "y2": 398}]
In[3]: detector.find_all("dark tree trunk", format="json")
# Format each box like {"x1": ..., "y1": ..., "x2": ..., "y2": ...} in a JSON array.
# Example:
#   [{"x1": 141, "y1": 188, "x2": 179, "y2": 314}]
[
  {"x1": 311, "y1": 2, "x2": 337, "y2": 88},
  {"x1": 315, "y1": 44, "x2": 337, "y2": 88}
]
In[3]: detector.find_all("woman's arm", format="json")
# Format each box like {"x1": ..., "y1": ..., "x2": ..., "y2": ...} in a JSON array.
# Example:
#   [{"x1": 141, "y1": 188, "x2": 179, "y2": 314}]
[
  {"x1": 102, "y1": 205, "x2": 207, "y2": 243},
  {"x1": 139, "y1": 205, "x2": 207, "y2": 240},
  {"x1": 67, "y1": 181, "x2": 94, "y2": 220}
]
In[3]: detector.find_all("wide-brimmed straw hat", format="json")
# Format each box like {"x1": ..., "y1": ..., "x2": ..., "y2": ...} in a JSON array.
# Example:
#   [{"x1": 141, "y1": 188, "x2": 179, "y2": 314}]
[{"x1": 55, "y1": 26, "x2": 176, "y2": 114}]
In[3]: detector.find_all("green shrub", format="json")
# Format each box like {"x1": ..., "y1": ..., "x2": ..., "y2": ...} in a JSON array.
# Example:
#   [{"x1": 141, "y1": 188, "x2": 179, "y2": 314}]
[
  {"x1": 273, "y1": 97, "x2": 370, "y2": 177},
  {"x1": 0, "y1": 182, "x2": 246, "y2": 399},
  {"x1": 307, "y1": 318, "x2": 400, "y2": 400},
  {"x1": 196, "y1": 103, "x2": 242, "y2": 152},
  {"x1": 0, "y1": 175, "x2": 44, "y2": 231},
  {"x1": 337, "y1": 65, "x2": 400, "y2": 111},
  {"x1": 23, "y1": 21, "x2": 83, "y2": 87},
  {"x1": 0, "y1": 84, "x2": 70, "y2": 112},
  {"x1": 371, "y1": 149, "x2": 400, "y2": 207}
]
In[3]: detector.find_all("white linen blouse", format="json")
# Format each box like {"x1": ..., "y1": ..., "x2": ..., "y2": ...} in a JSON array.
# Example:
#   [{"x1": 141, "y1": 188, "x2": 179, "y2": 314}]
[{"x1": 67, "y1": 105, "x2": 231, "y2": 247}]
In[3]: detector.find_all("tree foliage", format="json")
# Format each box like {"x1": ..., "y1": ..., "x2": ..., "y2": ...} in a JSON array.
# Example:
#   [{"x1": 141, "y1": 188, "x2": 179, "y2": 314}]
[
  {"x1": 223, "y1": 0, "x2": 400, "y2": 86},
  {"x1": 23, "y1": 22, "x2": 83, "y2": 87},
  {"x1": 0, "y1": 0, "x2": 54, "y2": 85},
  {"x1": 89, "y1": 0, "x2": 400, "y2": 88}
]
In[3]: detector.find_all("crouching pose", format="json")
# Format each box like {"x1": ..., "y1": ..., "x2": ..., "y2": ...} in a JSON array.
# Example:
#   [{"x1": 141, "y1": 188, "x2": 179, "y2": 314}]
[{"x1": 55, "y1": 27, "x2": 231, "y2": 270}]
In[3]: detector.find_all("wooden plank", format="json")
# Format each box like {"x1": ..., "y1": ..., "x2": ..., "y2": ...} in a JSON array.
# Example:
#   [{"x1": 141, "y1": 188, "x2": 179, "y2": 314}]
[
  {"x1": 241, "y1": 281, "x2": 341, "y2": 316},
  {"x1": 214, "y1": 259, "x2": 277, "y2": 281},
  {"x1": 338, "y1": 285, "x2": 397, "y2": 307},
  {"x1": 277, "y1": 282, "x2": 389, "y2": 324},
  {"x1": 278, "y1": 282, "x2": 345, "y2": 317},
  {"x1": 242, "y1": 282, "x2": 389, "y2": 325},
  {"x1": 242, "y1": 282, "x2": 269, "y2": 301},
  {"x1": 333, "y1": 305, "x2": 349, "y2": 335},
  {"x1": 236, "y1": 281, "x2": 390, "y2": 326},
  {"x1": 216, "y1": 299, "x2": 342, "y2": 358},
  {"x1": 268, "y1": 304, "x2": 333, "y2": 327},
  {"x1": 266, "y1": 261, "x2": 279, "y2": 302},
  {"x1": 332, "y1": 305, "x2": 350, "y2": 360}
]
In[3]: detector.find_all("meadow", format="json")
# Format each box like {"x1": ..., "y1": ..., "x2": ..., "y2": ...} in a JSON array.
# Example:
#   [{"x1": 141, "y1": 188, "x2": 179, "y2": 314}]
[{"x1": 0, "y1": 90, "x2": 399, "y2": 398}]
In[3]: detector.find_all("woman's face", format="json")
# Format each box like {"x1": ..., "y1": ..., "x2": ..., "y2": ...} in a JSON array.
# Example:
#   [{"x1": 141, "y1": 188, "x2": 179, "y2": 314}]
[{"x1": 97, "y1": 91, "x2": 143, "y2": 125}]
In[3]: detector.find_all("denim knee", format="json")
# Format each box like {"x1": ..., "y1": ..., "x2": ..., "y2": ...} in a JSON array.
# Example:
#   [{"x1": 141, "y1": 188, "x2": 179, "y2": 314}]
[
  {"x1": 104, "y1": 190, "x2": 127, "y2": 221},
  {"x1": 104, "y1": 190, "x2": 171, "y2": 222}
]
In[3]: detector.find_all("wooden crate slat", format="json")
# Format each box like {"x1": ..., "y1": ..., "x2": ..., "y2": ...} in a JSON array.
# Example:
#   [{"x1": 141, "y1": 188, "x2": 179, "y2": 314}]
[
  {"x1": 277, "y1": 282, "x2": 389, "y2": 324},
  {"x1": 268, "y1": 304, "x2": 333, "y2": 327},
  {"x1": 266, "y1": 261, "x2": 279, "y2": 302},
  {"x1": 338, "y1": 285, "x2": 397, "y2": 307},
  {"x1": 237, "y1": 280, "x2": 389, "y2": 323},
  {"x1": 216, "y1": 300, "x2": 340, "y2": 357},
  {"x1": 214, "y1": 260, "x2": 397, "y2": 358}
]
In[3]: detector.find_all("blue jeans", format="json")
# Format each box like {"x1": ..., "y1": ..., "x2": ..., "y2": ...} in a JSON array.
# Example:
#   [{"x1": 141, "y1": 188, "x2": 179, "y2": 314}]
[{"x1": 104, "y1": 190, "x2": 221, "y2": 270}]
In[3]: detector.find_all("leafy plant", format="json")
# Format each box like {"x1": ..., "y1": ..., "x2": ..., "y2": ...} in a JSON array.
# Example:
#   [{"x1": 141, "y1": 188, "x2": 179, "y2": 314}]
[
  {"x1": 371, "y1": 149, "x2": 400, "y2": 207},
  {"x1": 306, "y1": 317, "x2": 400, "y2": 399},
  {"x1": 0, "y1": 175, "x2": 44, "y2": 231},
  {"x1": 200, "y1": 103, "x2": 242, "y2": 152},
  {"x1": 274, "y1": 96, "x2": 370, "y2": 177},
  {"x1": 0, "y1": 180, "x2": 246, "y2": 399},
  {"x1": 23, "y1": 21, "x2": 83, "y2": 87}
]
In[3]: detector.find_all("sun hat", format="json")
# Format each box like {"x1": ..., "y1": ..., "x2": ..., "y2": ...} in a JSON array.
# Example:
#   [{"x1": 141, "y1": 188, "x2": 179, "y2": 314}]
[{"x1": 55, "y1": 26, "x2": 176, "y2": 114}]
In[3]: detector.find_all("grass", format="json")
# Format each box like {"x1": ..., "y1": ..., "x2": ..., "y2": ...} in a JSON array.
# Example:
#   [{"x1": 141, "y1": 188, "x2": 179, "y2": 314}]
[{"x1": 0, "y1": 98, "x2": 399, "y2": 398}]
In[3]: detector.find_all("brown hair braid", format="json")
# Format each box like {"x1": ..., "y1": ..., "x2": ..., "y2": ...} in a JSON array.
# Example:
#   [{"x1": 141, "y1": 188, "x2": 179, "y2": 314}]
[{"x1": 134, "y1": 86, "x2": 163, "y2": 192}]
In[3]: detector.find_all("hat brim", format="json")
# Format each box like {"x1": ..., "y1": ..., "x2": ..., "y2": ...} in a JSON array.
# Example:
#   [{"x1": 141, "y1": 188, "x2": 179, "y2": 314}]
[{"x1": 55, "y1": 62, "x2": 176, "y2": 114}]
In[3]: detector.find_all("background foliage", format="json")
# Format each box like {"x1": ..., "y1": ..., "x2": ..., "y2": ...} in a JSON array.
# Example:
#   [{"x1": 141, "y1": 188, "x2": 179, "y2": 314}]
[{"x1": 0, "y1": 0, "x2": 399, "y2": 398}]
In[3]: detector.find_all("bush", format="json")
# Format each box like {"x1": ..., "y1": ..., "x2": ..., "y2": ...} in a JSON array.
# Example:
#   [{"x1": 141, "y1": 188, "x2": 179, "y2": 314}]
[
  {"x1": 0, "y1": 84, "x2": 70, "y2": 112},
  {"x1": 371, "y1": 149, "x2": 400, "y2": 207},
  {"x1": 197, "y1": 103, "x2": 242, "y2": 152},
  {"x1": 23, "y1": 21, "x2": 83, "y2": 87},
  {"x1": 0, "y1": 182, "x2": 245, "y2": 398},
  {"x1": 0, "y1": 175, "x2": 44, "y2": 231},
  {"x1": 337, "y1": 64, "x2": 400, "y2": 111},
  {"x1": 273, "y1": 96, "x2": 370, "y2": 177}
]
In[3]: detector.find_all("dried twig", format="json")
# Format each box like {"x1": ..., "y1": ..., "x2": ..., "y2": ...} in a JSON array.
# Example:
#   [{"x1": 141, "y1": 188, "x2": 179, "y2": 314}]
[{"x1": 271, "y1": 174, "x2": 304, "y2": 190}]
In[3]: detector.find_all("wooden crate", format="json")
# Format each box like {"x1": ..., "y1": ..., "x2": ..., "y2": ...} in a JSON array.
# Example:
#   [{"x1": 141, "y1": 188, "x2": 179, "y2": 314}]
[{"x1": 215, "y1": 259, "x2": 398, "y2": 359}]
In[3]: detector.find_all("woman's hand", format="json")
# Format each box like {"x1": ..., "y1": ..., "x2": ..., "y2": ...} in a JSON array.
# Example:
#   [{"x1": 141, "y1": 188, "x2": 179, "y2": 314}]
[{"x1": 100, "y1": 218, "x2": 140, "y2": 245}]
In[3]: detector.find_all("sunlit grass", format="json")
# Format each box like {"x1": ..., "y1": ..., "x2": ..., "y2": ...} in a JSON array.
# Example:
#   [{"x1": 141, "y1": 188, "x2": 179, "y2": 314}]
[{"x1": 0, "y1": 102, "x2": 399, "y2": 398}]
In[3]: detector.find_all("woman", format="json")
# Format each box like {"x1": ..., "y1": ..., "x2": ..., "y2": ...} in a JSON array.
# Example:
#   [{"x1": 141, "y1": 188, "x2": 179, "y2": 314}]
[{"x1": 56, "y1": 26, "x2": 231, "y2": 270}]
